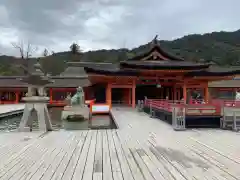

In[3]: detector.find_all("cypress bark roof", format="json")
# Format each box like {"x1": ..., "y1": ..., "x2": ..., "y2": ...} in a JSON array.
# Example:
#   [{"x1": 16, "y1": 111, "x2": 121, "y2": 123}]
[
  {"x1": 209, "y1": 79, "x2": 240, "y2": 88},
  {"x1": 0, "y1": 76, "x2": 90, "y2": 88},
  {"x1": 127, "y1": 35, "x2": 184, "y2": 61}
]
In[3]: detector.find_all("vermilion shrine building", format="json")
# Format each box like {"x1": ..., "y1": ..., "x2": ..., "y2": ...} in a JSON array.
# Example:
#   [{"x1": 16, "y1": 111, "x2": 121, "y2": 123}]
[{"x1": 0, "y1": 38, "x2": 239, "y2": 107}]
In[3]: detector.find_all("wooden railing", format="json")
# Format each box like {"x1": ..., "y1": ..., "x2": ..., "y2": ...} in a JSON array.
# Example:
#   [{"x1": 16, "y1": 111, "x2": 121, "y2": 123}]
[
  {"x1": 145, "y1": 99, "x2": 183, "y2": 112},
  {"x1": 145, "y1": 99, "x2": 221, "y2": 116},
  {"x1": 211, "y1": 99, "x2": 240, "y2": 107}
]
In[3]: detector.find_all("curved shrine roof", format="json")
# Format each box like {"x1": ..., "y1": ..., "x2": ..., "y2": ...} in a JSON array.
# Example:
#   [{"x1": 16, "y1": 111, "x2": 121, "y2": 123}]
[
  {"x1": 0, "y1": 76, "x2": 90, "y2": 88},
  {"x1": 184, "y1": 66, "x2": 240, "y2": 77},
  {"x1": 120, "y1": 60, "x2": 210, "y2": 70},
  {"x1": 128, "y1": 45, "x2": 184, "y2": 61}
]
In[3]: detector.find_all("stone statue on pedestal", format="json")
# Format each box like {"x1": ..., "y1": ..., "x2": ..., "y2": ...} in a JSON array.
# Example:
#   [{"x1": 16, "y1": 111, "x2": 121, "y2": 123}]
[
  {"x1": 71, "y1": 86, "x2": 85, "y2": 106},
  {"x1": 61, "y1": 86, "x2": 89, "y2": 121},
  {"x1": 17, "y1": 61, "x2": 54, "y2": 132}
]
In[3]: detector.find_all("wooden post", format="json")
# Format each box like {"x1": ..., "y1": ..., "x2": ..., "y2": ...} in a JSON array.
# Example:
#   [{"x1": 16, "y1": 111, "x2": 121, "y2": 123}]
[
  {"x1": 128, "y1": 88, "x2": 131, "y2": 105},
  {"x1": 173, "y1": 86, "x2": 176, "y2": 101},
  {"x1": 183, "y1": 83, "x2": 187, "y2": 104},
  {"x1": 160, "y1": 88, "x2": 162, "y2": 99},
  {"x1": 123, "y1": 88, "x2": 130, "y2": 106},
  {"x1": 204, "y1": 83, "x2": 209, "y2": 103},
  {"x1": 132, "y1": 80, "x2": 136, "y2": 108},
  {"x1": 166, "y1": 87, "x2": 169, "y2": 99},
  {"x1": 106, "y1": 83, "x2": 112, "y2": 107},
  {"x1": 49, "y1": 88, "x2": 53, "y2": 104},
  {"x1": 15, "y1": 90, "x2": 20, "y2": 104}
]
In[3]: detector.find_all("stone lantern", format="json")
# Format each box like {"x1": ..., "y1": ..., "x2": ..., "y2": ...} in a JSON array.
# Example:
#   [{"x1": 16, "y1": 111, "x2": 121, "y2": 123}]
[{"x1": 18, "y1": 61, "x2": 54, "y2": 132}]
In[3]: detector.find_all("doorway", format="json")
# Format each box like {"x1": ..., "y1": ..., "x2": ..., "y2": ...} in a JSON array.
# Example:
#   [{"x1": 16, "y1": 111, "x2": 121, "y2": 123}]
[
  {"x1": 93, "y1": 84, "x2": 106, "y2": 103},
  {"x1": 111, "y1": 88, "x2": 124, "y2": 105}
]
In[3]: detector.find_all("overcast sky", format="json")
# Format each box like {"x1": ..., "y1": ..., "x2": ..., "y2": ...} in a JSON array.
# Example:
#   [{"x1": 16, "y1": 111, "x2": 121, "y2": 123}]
[{"x1": 0, "y1": 0, "x2": 239, "y2": 57}]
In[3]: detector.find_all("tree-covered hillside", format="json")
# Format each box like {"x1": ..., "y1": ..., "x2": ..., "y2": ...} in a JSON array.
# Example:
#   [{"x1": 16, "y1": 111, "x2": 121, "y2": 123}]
[{"x1": 2, "y1": 30, "x2": 240, "y2": 75}]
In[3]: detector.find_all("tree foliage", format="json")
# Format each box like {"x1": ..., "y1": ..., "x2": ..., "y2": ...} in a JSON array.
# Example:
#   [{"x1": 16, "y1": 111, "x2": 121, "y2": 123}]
[
  {"x1": 2, "y1": 30, "x2": 240, "y2": 75},
  {"x1": 43, "y1": 48, "x2": 48, "y2": 57},
  {"x1": 70, "y1": 43, "x2": 81, "y2": 54}
]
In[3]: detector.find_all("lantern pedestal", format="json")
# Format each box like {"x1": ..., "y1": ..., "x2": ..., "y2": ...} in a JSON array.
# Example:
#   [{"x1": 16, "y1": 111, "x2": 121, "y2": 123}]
[{"x1": 18, "y1": 96, "x2": 53, "y2": 132}]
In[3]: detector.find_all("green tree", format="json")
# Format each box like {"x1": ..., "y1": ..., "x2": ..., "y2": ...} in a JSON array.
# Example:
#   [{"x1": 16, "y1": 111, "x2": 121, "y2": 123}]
[
  {"x1": 43, "y1": 48, "x2": 48, "y2": 57},
  {"x1": 70, "y1": 43, "x2": 81, "y2": 62},
  {"x1": 70, "y1": 43, "x2": 81, "y2": 54}
]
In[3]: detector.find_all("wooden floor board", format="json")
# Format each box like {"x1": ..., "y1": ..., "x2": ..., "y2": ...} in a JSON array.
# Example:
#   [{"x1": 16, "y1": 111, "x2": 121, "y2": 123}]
[
  {"x1": 107, "y1": 130, "x2": 124, "y2": 180},
  {"x1": 71, "y1": 130, "x2": 93, "y2": 180},
  {"x1": 82, "y1": 130, "x2": 97, "y2": 180},
  {"x1": 102, "y1": 130, "x2": 113, "y2": 180},
  {"x1": 39, "y1": 132, "x2": 77, "y2": 180},
  {"x1": 61, "y1": 131, "x2": 88, "y2": 180},
  {"x1": 0, "y1": 107, "x2": 240, "y2": 179}
]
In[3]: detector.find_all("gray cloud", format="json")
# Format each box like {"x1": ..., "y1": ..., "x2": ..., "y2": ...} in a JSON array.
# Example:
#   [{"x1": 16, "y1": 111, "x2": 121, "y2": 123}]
[{"x1": 0, "y1": 0, "x2": 239, "y2": 57}]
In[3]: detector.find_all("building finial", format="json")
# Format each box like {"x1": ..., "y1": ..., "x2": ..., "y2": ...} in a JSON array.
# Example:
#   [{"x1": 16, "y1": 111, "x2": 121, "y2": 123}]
[{"x1": 151, "y1": 35, "x2": 159, "y2": 46}]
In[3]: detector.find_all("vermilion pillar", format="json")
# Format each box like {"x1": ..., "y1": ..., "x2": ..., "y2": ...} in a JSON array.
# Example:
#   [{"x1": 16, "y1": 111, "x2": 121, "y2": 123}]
[
  {"x1": 106, "y1": 83, "x2": 112, "y2": 107},
  {"x1": 132, "y1": 81, "x2": 136, "y2": 108},
  {"x1": 204, "y1": 83, "x2": 209, "y2": 103},
  {"x1": 128, "y1": 88, "x2": 131, "y2": 105},
  {"x1": 183, "y1": 84, "x2": 187, "y2": 103},
  {"x1": 124, "y1": 88, "x2": 131, "y2": 106},
  {"x1": 15, "y1": 90, "x2": 20, "y2": 103}
]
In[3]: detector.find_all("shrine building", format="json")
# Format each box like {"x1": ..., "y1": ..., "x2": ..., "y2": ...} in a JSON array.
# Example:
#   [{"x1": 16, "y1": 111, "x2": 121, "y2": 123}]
[{"x1": 0, "y1": 37, "x2": 239, "y2": 107}]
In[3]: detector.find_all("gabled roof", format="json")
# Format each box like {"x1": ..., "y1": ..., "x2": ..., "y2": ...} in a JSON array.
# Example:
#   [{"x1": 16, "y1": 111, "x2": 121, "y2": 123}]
[
  {"x1": 60, "y1": 66, "x2": 88, "y2": 77},
  {"x1": 209, "y1": 79, "x2": 240, "y2": 88},
  {"x1": 184, "y1": 65, "x2": 240, "y2": 77},
  {"x1": 67, "y1": 62, "x2": 119, "y2": 70},
  {"x1": 0, "y1": 76, "x2": 90, "y2": 88},
  {"x1": 127, "y1": 35, "x2": 184, "y2": 61},
  {"x1": 117, "y1": 35, "x2": 212, "y2": 71},
  {"x1": 84, "y1": 67, "x2": 140, "y2": 76},
  {"x1": 120, "y1": 60, "x2": 210, "y2": 70}
]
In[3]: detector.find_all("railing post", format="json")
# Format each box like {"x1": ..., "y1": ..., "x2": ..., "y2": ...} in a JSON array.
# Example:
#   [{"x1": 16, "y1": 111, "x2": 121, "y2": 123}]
[
  {"x1": 150, "y1": 100, "x2": 155, "y2": 118},
  {"x1": 137, "y1": 100, "x2": 141, "y2": 112},
  {"x1": 221, "y1": 106, "x2": 226, "y2": 129},
  {"x1": 233, "y1": 111, "x2": 238, "y2": 131},
  {"x1": 172, "y1": 105, "x2": 186, "y2": 131},
  {"x1": 141, "y1": 100, "x2": 144, "y2": 110}
]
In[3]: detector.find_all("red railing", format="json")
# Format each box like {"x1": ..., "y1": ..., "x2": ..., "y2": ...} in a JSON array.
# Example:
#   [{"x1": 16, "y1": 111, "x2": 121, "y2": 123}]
[
  {"x1": 211, "y1": 99, "x2": 240, "y2": 107},
  {"x1": 144, "y1": 99, "x2": 222, "y2": 116},
  {"x1": 145, "y1": 99, "x2": 184, "y2": 112}
]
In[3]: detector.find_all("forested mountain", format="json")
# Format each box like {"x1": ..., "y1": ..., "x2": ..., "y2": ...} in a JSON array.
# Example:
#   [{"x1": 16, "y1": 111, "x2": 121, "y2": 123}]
[{"x1": 1, "y1": 30, "x2": 240, "y2": 75}]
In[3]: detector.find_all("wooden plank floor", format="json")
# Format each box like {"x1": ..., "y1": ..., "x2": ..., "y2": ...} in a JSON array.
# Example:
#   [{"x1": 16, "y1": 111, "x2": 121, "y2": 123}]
[
  {"x1": 0, "y1": 104, "x2": 24, "y2": 115},
  {"x1": 0, "y1": 107, "x2": 240, "y2": 179}
]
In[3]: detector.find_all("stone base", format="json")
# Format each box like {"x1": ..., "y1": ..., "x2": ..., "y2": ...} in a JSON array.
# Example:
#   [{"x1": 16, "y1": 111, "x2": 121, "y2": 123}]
[
  {"x1": 62, "y1": 105, "x2": 89, "y2": 121},
  {"x1": 18, "y1": 100, "x2": 53, "y2": 132},
  {"x1": 18, "y1": 127, "x2": 31, "y2": 132}
]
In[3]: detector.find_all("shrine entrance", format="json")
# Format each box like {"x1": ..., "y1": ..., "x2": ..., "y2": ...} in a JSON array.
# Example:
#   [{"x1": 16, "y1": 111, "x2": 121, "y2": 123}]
[
  {"x1": 111, "y1": 88, "x2": 124, "y2": 104},
  {"x1": 135, "y1": 84, "x2": 182, "y2": 101},
  {"x1": 93, "y1": 84, "x2": 106, "y2": 103},
  {"x1": 136, "y1": 85, "x2": 161, "y2": 100}
]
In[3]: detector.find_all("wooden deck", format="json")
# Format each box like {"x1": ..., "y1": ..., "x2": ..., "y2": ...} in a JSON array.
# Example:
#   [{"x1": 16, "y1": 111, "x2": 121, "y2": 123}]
[
  {"x1": 0, "y1": 107, "x2": 240, "y2": 179},
  {"x1": 0, "y1": 104, "x2": 24, "y2": 118}
]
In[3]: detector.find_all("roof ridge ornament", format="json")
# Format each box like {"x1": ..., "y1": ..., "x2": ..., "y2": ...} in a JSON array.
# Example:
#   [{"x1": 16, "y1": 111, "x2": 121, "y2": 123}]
[{"x1": 151, "y1": 35, "x2": 159, "y2": 47}]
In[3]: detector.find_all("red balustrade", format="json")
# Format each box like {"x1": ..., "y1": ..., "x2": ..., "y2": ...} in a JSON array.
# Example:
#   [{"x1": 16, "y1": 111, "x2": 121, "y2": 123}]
[
  {"x1": 211, "y1": 99, "x2": 240, "y2": 107},
  {"x1": 145, "y1": 99, "x2": 184, "y2": 112},
  {"x1": 144, "y1": 99, "x2": 222, "y2": 116}
]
